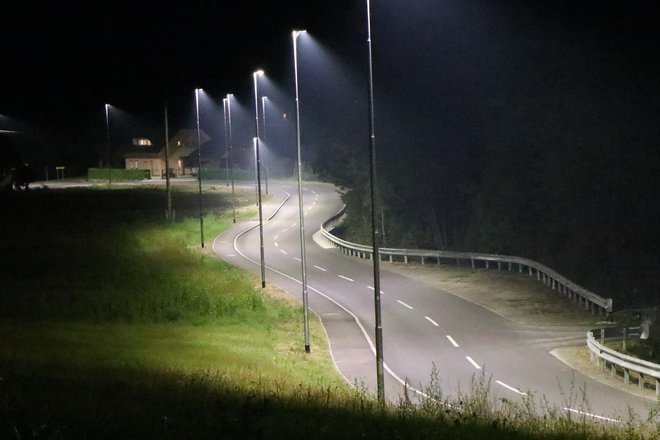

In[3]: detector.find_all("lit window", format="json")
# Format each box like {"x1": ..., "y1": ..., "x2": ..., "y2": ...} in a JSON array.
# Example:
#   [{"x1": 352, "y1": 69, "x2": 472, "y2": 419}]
[{"x1": 132, "y1": 138, "x2": 153, "y2": 146}]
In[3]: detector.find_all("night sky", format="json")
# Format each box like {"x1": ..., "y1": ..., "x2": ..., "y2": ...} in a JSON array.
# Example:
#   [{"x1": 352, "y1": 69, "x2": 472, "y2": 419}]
[{"x1": 1, "y1": 0, "x2": 659, "y2": 174}]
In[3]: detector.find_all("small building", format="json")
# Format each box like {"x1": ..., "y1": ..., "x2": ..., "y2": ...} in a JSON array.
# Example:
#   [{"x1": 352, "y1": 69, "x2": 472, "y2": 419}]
[{"x1": 121, "y1": 129, "x2": 211, "y2": 178}]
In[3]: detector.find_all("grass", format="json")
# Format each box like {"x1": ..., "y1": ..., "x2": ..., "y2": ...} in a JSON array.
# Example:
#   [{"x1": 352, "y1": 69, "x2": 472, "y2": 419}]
[{"x1": 1, "y1": 186, "x2": 659, "y2": 439}]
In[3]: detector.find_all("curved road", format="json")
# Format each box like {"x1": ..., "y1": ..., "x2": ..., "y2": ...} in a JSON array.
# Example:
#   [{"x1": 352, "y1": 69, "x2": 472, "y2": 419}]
[{"x1": 213, "y1": 182, "x2": 654, "y2": 422}]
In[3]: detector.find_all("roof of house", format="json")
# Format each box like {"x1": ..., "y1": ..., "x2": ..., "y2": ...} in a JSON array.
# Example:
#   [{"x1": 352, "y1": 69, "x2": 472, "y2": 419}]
[{"x1": 119, "y1": 129, "x2": 211, "y2": 160}]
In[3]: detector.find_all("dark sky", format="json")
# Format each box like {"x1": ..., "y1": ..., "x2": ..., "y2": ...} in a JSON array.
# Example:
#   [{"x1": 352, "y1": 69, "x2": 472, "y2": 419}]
[{"x1": 2, "y1": 0, "x2": 659, "y2": 173}]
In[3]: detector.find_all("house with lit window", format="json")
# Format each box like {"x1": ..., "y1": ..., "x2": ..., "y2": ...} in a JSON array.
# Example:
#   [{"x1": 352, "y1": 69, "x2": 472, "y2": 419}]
[{"x1": 121, "y1": 129, "x2": 210, "y2": 178}]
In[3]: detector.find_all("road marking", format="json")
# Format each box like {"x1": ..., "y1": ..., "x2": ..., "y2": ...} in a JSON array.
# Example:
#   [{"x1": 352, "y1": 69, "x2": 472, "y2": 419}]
[
  {"x1": 314, "y1": 265, "x2": 327, "y2": 272},
  {"x1": 446, "y1": 335, "x2": 460, "y2": 348},
  {"x1": 274, "y1": 235, "x2": 279, "y2": 240},
  {"x1": 311, "y1": 190, "x2": 316, "y2": 194},
  {"x1": 496, "y1": 380, "x2": 526, "y2": 396},
  {"x1": 397, "y1": 300, "x2": 413, "y2": 310},
  {"x1": 465, "y1": 356, "x2": 482, "y2": 370},
  {"x1": 424, "y1": 316, "x2": 439, "y2": 327},
  {"x1": 291, "y1": 222, "x2": 297, "y2": 227},
  {"x1": 226, "y1": 254, "x2": 237, "y2": 257},
  {"x1": 274, "y1": 242, "x2": 279, "y2": 247},
  {"x1": 280, "y1": 249, "x2": 288, "y2": 255},
  {"x1": 338, "y1": 275, "x2": 354, "y2": 282},
  {"x1": 281, "y1": 228, "x2": 289, "y2": 233},
  {"x1": 563, "y1": 408, "x2": 619, "y2": 423},
  {"x1": 293, "y1": 257, "x2": 302, "y2": 262},
  {"x1": 367, "y1": 286, "x2": 385, "y2": 294}
]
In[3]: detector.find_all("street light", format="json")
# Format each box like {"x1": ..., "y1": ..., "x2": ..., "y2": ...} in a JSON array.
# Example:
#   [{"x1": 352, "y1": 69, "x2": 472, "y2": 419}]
[
  {"x1": 253, "y1": 69, "x2": 266, "y2": 288},
  {"x1": 104, "y1": 103, "x2": 111, "y2": 185},
  {"x1": 195, "y1": 88, "x2": 205, "y2": 248},
  {"x1": 293, "y1": 29, "x2": 311, "y2": 354},
  {"x1": 226, "y1": 93, "x2": 236, "y2": 223},
  {"x1": 365, "y1": 0, "x2": 385, "y2": 403},
  {"x1": 261, "y1": 96, "x2": 269, "y2": 195},
  {"x1": 223, "y1": 98, "x2": 230, "y2": 187}
]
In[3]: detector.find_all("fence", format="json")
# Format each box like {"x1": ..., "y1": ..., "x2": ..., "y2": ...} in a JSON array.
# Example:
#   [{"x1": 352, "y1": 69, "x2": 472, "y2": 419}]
[
  {"x1": 587, "y1": 327, "x2": 660, "y2": 397},
  {"x1": 320, "y1": 206, "x2": 613, "y2": 316}
]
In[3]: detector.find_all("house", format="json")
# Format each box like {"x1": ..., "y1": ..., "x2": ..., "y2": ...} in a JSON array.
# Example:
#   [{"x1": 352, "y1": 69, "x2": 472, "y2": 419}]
[{"x1": 121, "y1": 129, "x2": 211, "y2": 178}]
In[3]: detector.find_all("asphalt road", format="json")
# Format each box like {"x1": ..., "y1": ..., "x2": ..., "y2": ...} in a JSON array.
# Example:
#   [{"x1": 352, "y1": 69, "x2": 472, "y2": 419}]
[{"x1": 213, "y1": 181, "x2": 654, "y2": 422}]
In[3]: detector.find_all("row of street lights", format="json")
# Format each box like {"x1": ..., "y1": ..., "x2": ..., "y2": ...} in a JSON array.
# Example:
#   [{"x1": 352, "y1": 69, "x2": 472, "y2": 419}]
[{"x1": 102, "y1": 2, "x2": 383, "y2": 401}]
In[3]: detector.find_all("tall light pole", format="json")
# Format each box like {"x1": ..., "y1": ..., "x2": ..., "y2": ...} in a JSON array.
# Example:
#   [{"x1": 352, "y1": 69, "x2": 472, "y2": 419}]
[
  {"x1": 253, "y1": 70, "x2": 266, "y2": 288},
  {"x1": 261, "y1": 96, "x2": 269, "y2": 195},
  {"x1": 163, "y1": 97, "x2": 173, "y2": 220},
  {"x1": 195, "y1": 88, "x2": 205, "y2": 248},
  {"x1": 226, "y1": 94, "x2": 236, "y2": 223},
  {"x1": 104, "y1": 103, "x2": 111, "y2": 185},
  {"x1": 293, "y1": 29, "x2": 311, "y2": 354},
  {"x1": 223, "y1": 98, "x2": 230, "y2": 187},
  {"x1": 366, "y1": 0, "x2": 384, "y2": 403}
]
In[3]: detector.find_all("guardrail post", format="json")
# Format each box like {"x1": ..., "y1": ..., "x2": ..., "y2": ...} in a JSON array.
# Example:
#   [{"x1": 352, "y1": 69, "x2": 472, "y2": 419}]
[
  {"x1": 508, "y1": 262, "x2": 512, "y2": 271},
  {"x1": 421, "y1": 256, "x2": 425, "y2": 265},
  {"x1": 656, "y1": 379, "x2": 659, "y2": 397},
  {"x1": 537, "y1": 270, "x2": 541, "y2": 281},
  {"x1": 518, "y1": 263, "x2": 523, "y2": 273},
  {"x1": 611, "y1": 363, "x2": 616, "y2": 377},
  {"x1": 389, "y1": 255, "x2": 393, "y2": 263},
  {"x1": 471, "y1": 259, "x2": 475, "y2": 269},
  {"x1": 600, "y1": 328, "x2": 605, "y2": 344},
  {"x1": 404, "y1": 255, "x2": 408, "y2": 264},
  {"x1": 497, "y1": 261, "x2": 501, "y2": 270},
  {"x1": 638, "y1": 373, "x2": 644, "y2": 389},
  {"x1": 485, "y1": 261, "x2": 490, "y2": 269},
  {"x1": 622, "y1": 327, "x2": 627, "y2": 353},
  {"x1": 624, "y1": 368, "x2": 630, "y2": 385},
  {"x1": 529, "y1": 266, "x2": 532, "y2": 276}
]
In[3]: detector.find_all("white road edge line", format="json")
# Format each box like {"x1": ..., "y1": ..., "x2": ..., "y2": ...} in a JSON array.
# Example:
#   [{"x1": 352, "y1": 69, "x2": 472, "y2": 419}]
[
  {"x1": 465, "y1": 356, "x2": 482, "y2": 370},
  {"x1": 424, "y1": 316, "x2": 439, "y2": 327},
  {"x1": 397, "y1": 300, "x2": 413, "y2": 310},
  {"x1": 446, "y1": 335, "x2": 460, "y2": 348},
  {"x1": 313, "y1": 265, "x2": 327, "y2": 272},
  {"x1": 495, "y1": 380, "x2": 527, "y2": 396},
  {"x1": 563, "y1": 408, "x2": 620, "y2": 423},
  {"x1": 338, "y1": 275, "x2": 354, "y2": 282}
]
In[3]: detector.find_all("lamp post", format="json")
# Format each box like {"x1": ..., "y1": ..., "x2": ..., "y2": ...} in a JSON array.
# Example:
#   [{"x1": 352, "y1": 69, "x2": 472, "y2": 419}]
[
  {"x1": 365, "y1": 0, "x2": 384, "y2": 403},
  {"x1": 223, "y1": 98, "x2": 230, "y2": 187},
  {"x1": 226, "y1": 94, "x2": 236, "y2": 223},
  {"x1": 195, "y1": 88, "x2": 205, "y2": 248},
  {"x1": 293, "y1": 29, "x2": 311, "y2": 354},
  {"x1": 261, "y1": 96, "x2": 269, "y2": 195},
  {"x1": 163, "y1": 97, "x2": 173, "y2": 219},
  {"x1": 104, "y1": 103, "x2": 111, "y2": 185},
  {"x1": 253, "y1": 70, "x2": 266, "y2": 288}
]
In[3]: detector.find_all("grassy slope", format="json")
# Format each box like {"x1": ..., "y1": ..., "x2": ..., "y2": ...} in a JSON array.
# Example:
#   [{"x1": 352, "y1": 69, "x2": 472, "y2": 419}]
[{"x1": 0, "y1": 186, "x2": 657, "y2": 439}]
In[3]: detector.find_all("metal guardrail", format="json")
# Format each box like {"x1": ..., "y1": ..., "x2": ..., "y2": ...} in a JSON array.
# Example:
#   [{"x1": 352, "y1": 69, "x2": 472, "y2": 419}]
[
  {"x1": 320, "y1": 206, "x2": 613, "y2": 316},
  {"x1": 587, "y1": 327, "x2": 660, "y2": 398}
]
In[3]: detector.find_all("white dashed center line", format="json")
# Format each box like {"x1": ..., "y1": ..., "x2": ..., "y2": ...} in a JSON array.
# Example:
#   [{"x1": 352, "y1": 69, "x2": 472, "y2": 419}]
[
  {"x1": 293, "y1": 257, "x2": 302, "y2": 262},
  {"x1": 446, "y1": 335, "x2": 460, "y2": 348},
  {"x1": 496, "y1": 381, "x2": 527, "y2": 396},
  {"x1": 291, "y1": 222, "x2": 297, "y2": 227},
  {"x1": 397, "y1": 300, "x2": 413, "y2": 310},
  {"x1": 424, "y1": 316, "x2": 439, "y2": 327},
  {"x1": 563, "y1": 408, "x2": 619, "y2": 423},
  {"x1": 274, "y1": 242, "x2": 279, "y2": 247},
  {"x1": 338, "y1": 275, "x2": 354, "y2": 282},
  {"x1": 280, "y1": 249, "x2": 288, "y2": 255},
  {"x1": 465, "y1": 356, "x2": 482, "y2": 370},
  {"x1": 313, "y1": 265, "x2": 327, "y2": 272},
  {"x1": 366, "y1": 286, "x2": 385, "y2": 294}
]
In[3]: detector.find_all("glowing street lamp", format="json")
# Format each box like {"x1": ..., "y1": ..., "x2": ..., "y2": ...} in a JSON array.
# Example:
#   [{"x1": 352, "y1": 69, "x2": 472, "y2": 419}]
[
  {"x1": 253, "y1": 69, "x2": 266, "y2": 288},
  {"x1": 365, "y1": 0, "x2": 385, "y2": 403},
  {"x1": 104, "y1": 103, "x2": 111, "y2": 185},
  {"x1": 195, "y1": 88, "x2": 205, "y2": 248},
  {"x1": 225, "y1": 93, "x2": 236, "y2": 223},
  {"x1": 293, "y1": 29, "x2": 311, "y2": 354}
]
